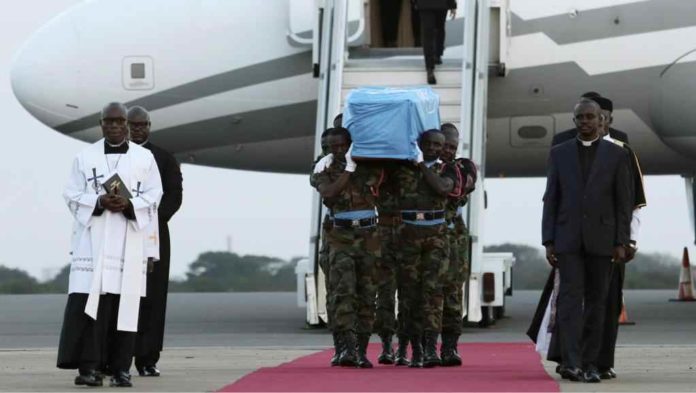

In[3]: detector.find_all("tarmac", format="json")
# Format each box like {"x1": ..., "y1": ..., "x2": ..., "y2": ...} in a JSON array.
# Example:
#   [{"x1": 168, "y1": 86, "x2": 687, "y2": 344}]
[{"x1": 0, "y1": 290, "x2": 694, "y2": 392}]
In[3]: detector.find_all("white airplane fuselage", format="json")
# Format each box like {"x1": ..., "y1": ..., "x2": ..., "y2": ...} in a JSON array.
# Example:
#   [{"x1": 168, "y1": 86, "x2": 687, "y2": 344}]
[{"x1": 10, "y1": 0, "x2": 696, "y2": 176}]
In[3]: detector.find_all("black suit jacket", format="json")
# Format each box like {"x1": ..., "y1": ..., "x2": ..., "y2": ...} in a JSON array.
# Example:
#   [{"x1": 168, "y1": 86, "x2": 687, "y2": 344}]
[
  {"x1": 552, "y1": 127, "x2": 629, "y2": 146},
  {"x1": 414, "y1": 0, "x2": 457, "y2": 10},
  {"x1": 542, "y1": 139, "x2": 633, "y2": 256},
  {"x1": 143, "y1": 142, "x2": 183, "y2": 224}
]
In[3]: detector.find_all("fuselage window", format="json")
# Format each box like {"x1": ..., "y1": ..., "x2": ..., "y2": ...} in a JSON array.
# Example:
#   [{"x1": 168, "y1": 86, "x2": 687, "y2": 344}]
[{"x1": 131, "y1": 63, "x2": 146, "y2": 79}]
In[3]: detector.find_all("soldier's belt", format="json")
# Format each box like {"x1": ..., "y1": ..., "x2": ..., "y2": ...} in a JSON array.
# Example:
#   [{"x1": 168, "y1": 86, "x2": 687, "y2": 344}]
[
  {"x1": 333, "y1": 217, "x2": 377, "y2": 229},
  {"x1": 401, "y1": 210, "x2": 445, "y2": 221}
]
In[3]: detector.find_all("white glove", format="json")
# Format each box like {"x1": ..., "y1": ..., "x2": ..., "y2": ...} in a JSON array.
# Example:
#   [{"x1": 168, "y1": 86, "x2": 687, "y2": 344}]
[
  {"x1": 312, "y1": 153, "x2": 333, "y2": 174},
  {"x1": 344, "y1": 145, "x2": 357, "y2": 172},
  {"x1": 414, "y1": 144, "x2": 424, "y2": 164}
]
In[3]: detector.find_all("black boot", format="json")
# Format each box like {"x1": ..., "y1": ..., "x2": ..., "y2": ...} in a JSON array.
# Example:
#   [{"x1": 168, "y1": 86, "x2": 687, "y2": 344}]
[
  {"x1": 408, "y1": 335, "x2": 424, "y2": 368},
  {"x1": 377, "y1": 334, "x2": 394, "y2": 364},
  {"x1": 357, "y1": 333, "x2": 373, "y2": 368},
  {"x1": 394, "y1": 335, "x2": 410, "y2": 366},
  {"x1": 331, "y1": 332, "x2": 342, "y2": 366},
  {"x1": 423, "y1": 331, "x2": 441, "y2": 368},
  {"x1": 427, "y1": 69, "x2": 437, "y2": 85},
  {"x1": 440, "y1": 333, "x2": 462, "y2": 366},
  {"x1": 338, "y1": 331, "x2": 358, "y2": 367}
]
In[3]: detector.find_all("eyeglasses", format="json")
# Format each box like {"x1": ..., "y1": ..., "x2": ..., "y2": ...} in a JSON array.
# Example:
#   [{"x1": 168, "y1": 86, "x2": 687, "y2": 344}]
[
  {"x1": 128, "y1": 121, "x2": 150, "y2": 128},
  {"x1": 101, "y1": 118, "x2": 127, "y2": 126}
]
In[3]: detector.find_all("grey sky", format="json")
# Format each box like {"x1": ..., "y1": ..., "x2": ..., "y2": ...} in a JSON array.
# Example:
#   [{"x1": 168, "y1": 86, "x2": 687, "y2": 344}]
[{"x1": 1, "y1": 1, "x2": 693, "y2": 281}]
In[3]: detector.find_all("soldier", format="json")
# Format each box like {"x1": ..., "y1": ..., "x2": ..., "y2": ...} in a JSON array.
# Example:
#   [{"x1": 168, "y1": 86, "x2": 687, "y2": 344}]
[
  {"x1": 310, "y1": 127, "x2": 383, "y2": 368},
  {"x1": 312, "y1": 129, "x2": 342, "y2": 365},
  {"x1": 394, "y1": 129, "x2": 459, "y2": 368},
  {"x1": 439, "y1": 124, "x2": 477, "y2": 366},
  {"x1": 374, "y1": 162, "x2": 410, "y2": 366}
]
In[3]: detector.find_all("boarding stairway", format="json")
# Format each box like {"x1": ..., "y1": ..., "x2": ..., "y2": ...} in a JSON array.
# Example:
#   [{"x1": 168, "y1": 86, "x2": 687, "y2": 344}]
[{"x1": 302, "y1": 0, "x2": 512, "y2": 327}]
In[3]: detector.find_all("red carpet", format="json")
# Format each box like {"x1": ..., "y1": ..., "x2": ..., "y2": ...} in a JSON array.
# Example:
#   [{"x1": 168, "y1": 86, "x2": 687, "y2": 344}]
[{"x1": 218, "y1": 343, "x2": 559, "y2": 392}]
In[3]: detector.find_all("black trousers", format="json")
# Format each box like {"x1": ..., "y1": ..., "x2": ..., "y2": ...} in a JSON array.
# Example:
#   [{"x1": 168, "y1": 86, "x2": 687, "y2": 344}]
[
  {"x1": 380, "y1": 0, "x2": 402, "y2": 47},
  {"x1": 557, "y1": 252, "x2": 612, "y2": 368},
  {"x1": 419, "y1": 10, "x2": 447, "y2": 70},
  {"x1": 57, "y1": 294, "x2": 135, "y2": 373},
  {"x1": 597, "y1": 264, "x2": 623, "y2": 369}
]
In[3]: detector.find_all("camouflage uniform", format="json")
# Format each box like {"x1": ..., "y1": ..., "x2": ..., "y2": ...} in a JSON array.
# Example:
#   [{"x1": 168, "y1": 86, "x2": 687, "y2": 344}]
[
  {"x1": 310, "y1": 161, "x2": 382, "y2": 338},
  {"x1": 394, "y1": 161, "x2": 458, "y2": 355},
  {"x1": 374, "y1": 165, "x2": 402, "y2": 337},
  {"x1": 441, "y1": 199, "x2": 470, "y2": 335}
]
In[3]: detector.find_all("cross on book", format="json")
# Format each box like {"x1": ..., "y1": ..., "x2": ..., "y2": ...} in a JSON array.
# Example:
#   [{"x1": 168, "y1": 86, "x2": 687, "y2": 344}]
[
  {"x1": 132, "y1": 182, "x2": 143, "y2": 197},
  {"x1": 88, "y1": 168, "x2": 104, "y2": 194}
]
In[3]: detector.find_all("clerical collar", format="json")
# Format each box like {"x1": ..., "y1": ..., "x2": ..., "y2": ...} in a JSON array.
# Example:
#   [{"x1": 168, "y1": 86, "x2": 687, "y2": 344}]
[
  {"x1": 104, "y1": 139, "x2": 129, "y2": 154},
  {"x1": 577, "y1": 135, "x2": 599, "y2": 147},
  {"x1": 137, "y1": 139, "x2": 150, "y2": 146}
]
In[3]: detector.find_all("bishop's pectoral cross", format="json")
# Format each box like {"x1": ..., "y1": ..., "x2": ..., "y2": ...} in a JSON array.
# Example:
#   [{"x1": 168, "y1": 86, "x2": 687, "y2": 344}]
[
  {"x1": 88, "y1": 168, "x2": 104, "y2": 194},
  {"x1": 132, "y1": 182, "x2": 143, "y2": 197}
]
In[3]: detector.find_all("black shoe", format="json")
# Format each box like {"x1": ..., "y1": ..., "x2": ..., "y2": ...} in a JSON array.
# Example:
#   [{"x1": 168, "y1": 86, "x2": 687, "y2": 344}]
[
  {"x1": 378, "y1": 334, "x2": 394, "y2": 365},
  {"x1": 136, "y1": 365, "x2": 160, "y2": 377},
  {"x1": 330, "y1": 332, "x2": 342, "y2": 366},
  {"x1": 555, "y1": 364, "x2": 562, "y2": 375},
  {"x1": 583, "y1": 366, "x2": 601, "y2": 383},
  {"x1": 109, "y1": 371, "x2": 133, "y2": 387},
  {"x1": 427, "y1": 70, "x2": 437, "y2": 85},
  {"x1": 74, "y1": 370, "x2": 103, "y2": 387},
  {"x1": 422, "y1": 331, "x2": 441, "y2": 368},
  {"x1": 598, "y1": 368, "x2": 613, "y2": 380},
  {"x1": 338, "y1": 331, "x2": 358, "y2": 367},
  {"x1": 408, "y1": 335, "x2": 424, "y2": 368},
  {"x1": 440, "y1": 333, "x2": 461, "y2": 367},
  {"x1": 560, "y1": 366, "x2": 584, "y2": 382},
  {"x1": 394, "y1": 335, "x2": 410, "y2": 366},
  {"x1": 357, "y1": 333, "x2": 373, "y2": 368},
  {"x1": 609, "y1": 368, "x2": 617, "y2": 378}
]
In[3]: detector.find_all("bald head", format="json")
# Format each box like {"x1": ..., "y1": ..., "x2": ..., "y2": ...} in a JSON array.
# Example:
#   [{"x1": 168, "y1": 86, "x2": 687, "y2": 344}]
[
  {"x1": 100, "y1": 102, "x2": 128, "y2": 145},
  {"x1": 128, "y1": 106, "x2": 152, "y2": 145}
]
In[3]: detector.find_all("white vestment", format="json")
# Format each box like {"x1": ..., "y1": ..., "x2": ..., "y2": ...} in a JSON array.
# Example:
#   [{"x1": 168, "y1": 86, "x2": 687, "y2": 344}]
[{"x1": 64, "y1": 139, "x2": 163, "y2": 332}]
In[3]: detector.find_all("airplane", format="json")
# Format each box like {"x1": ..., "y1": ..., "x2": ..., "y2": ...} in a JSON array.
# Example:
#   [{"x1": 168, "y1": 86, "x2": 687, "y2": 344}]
[
  {"x1": 10, "y1": 0, "x2": 696, "y2": 323},
  {"x1": 11, "y1": 0, "x2": 696, "y2": 177}
]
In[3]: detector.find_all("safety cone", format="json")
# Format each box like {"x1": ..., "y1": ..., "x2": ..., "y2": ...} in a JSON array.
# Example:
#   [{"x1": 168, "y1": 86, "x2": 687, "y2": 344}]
[
  {"x1": 618, "y1": 297, "x2": 635, "y2": 325},
  {"x1": 669, "y1": 247, "x2": 696, "y2": 302}
]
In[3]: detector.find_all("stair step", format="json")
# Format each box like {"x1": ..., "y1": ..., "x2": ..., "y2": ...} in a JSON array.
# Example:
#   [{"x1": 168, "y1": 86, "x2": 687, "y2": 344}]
[
  {"x1": 342, "y1": 70, "x2": 462, "y2": 86},
  {"x1": 341, "y1": 87, "x2": 462, "y2": 102}
]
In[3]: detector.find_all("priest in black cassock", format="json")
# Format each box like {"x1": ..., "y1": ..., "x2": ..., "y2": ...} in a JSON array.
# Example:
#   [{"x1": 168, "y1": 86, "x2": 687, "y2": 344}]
[
  {"x1": 128, "y1": 106, "x2": 183, "y2": 377},
  {"x1": 58, "y1": 102, "x2": 163, "y2": 388}
]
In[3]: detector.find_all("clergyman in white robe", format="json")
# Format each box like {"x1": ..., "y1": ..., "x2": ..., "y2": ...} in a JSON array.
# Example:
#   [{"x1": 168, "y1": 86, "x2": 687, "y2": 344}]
[{"x1": 57, "y1": 138, "x2": 162, "y2": 375}]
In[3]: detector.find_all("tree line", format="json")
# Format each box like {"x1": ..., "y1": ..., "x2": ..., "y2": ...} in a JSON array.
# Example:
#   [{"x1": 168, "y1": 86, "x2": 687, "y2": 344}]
[{"x1": 0, "y1": 245, "x2": 686, "y2": 294}]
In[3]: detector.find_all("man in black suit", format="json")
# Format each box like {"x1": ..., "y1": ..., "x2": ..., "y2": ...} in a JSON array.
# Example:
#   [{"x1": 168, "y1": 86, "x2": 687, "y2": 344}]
[
  {"x1": 552, "y1": 94, "x2": 629, "y2": 145},
  {"x1": 542, "y1": 98, "x2": 633, "y2": 383},
  {"x1": 412, "y1": 0, "x2": 457, "y2": 84},
  {"x1": 127, "y1": 106, "x2": 183, "y2": 377}
]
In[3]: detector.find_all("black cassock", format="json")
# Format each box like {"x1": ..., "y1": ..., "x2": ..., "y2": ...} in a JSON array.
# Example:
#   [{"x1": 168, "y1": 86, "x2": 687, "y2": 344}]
[
  {"x1": 135, "y1": 142, "x2": 183, "y2": 367},
  {"x1": 57, "y1": 294, "x2": 136, "y2": 373}
]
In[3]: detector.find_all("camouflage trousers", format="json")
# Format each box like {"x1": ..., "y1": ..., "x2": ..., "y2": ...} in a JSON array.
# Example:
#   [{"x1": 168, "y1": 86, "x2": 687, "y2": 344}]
[
  {"x1": 327, "y1": 227, "x2": 380, "y2": 334},
  {"x1": 397, "y1": 223, "x2": 449, "y2": 335},
  {"x1": 318, "y1": 227, "x2": 333, "y2": 330},
  {"x1": 374, "y1": 224, "x2": 407, "y2": 337},
  {"x1": 441, "y1": 222, "x2": 471, "y2": 335}
]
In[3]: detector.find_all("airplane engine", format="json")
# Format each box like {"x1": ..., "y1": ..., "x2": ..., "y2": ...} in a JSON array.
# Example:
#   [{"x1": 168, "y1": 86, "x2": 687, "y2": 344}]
[{"x1": 651, "y1": 55, "x2": 696, "y2": 159}]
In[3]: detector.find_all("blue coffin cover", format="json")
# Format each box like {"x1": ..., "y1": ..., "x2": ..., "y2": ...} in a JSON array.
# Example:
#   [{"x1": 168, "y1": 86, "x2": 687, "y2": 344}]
[{"x1": 343, "y1": 86, "x2": 441, "y2": 160}]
